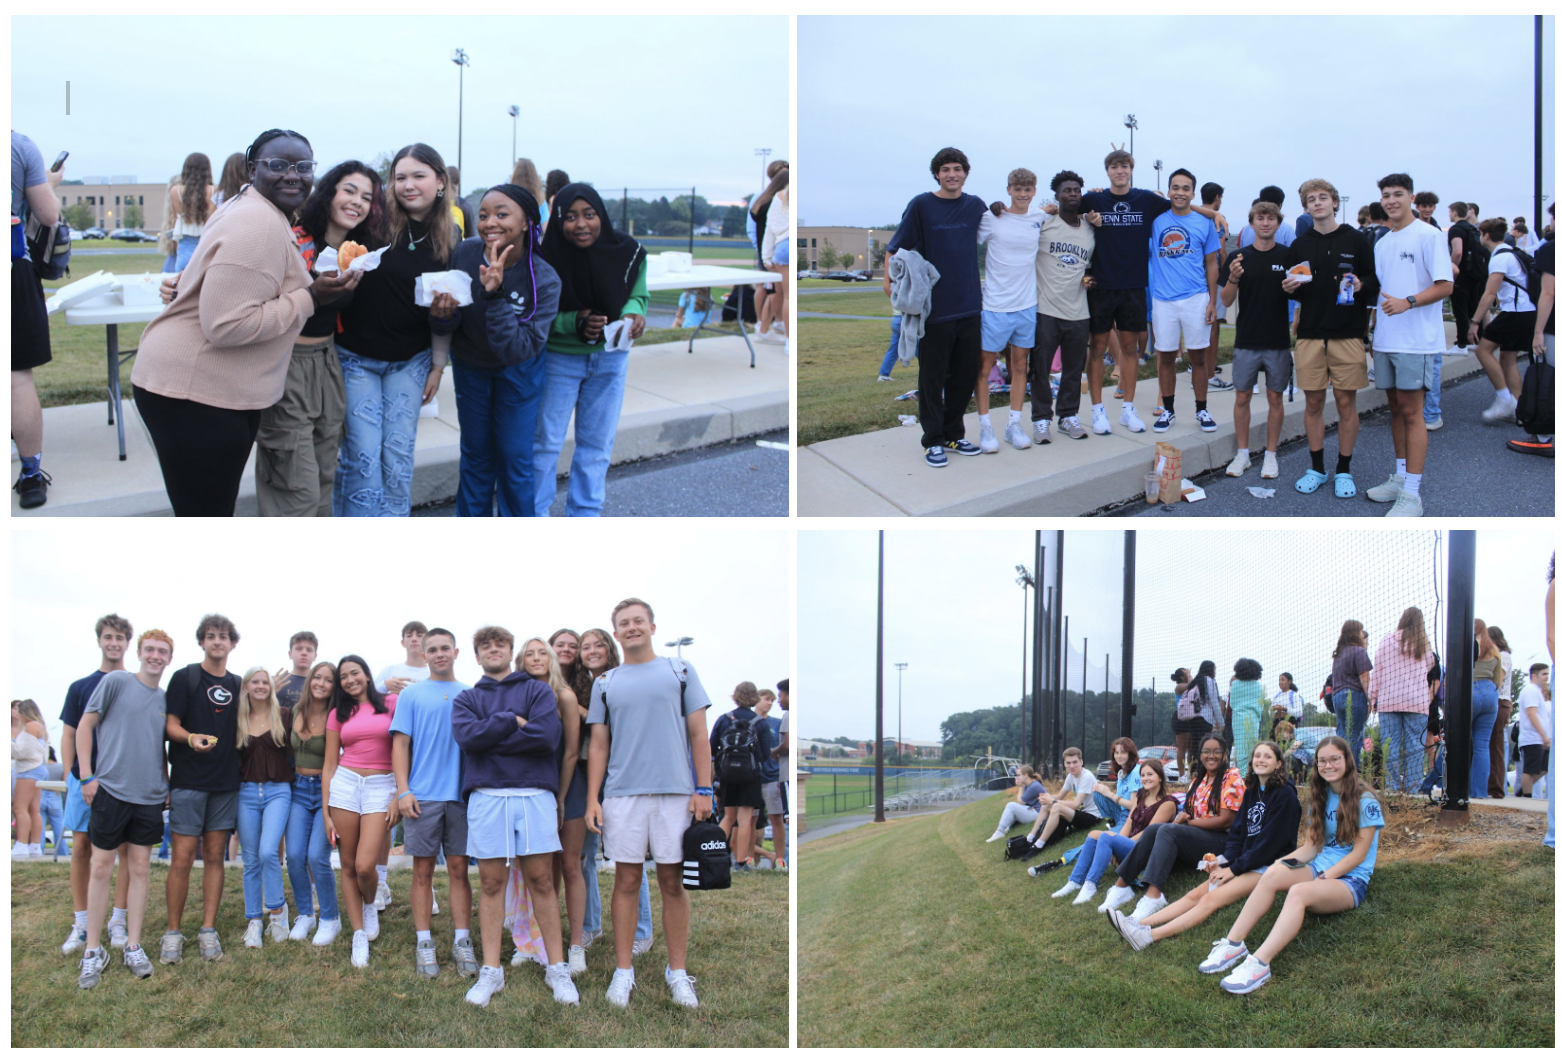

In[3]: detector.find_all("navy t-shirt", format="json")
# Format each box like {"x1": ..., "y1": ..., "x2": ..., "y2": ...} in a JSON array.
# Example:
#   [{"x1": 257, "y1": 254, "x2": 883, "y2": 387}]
[
  {"x1": 887, "y1": 191, "x2": 986, "y2": 324},
  {"x1": 60, "y1": 670, "x2": 111, "y2": 780},
  {"x1": 1080, "y1": 188, "x2": 1173, "y2": 290}
]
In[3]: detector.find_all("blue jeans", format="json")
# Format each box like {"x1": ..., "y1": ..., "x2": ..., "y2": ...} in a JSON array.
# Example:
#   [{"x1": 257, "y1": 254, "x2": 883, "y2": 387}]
[
  {"x1": 1377, "y1": 711, "x2": 1429, "y2": 793},
  {"x1": 333, "y1": 346, "x2": 432, "y2": 517},
  {"x1": 581, "y1": 828, "x2": 652, "y2": 940},
  {"x1": 1421, "y1": 742, "x2": 1445, "y2": 794},
  {"x1": 237, "y1": 781, "x2": 293, "y2": 920},
  {"x1": 1334, "y1": 689, "x2": 1368, "y2": 762},
  {"x1": 1067, "y1": 830, "x2": 1136, "y2": 886},
  {"x1": 1423, "y1": 351, "x2": 1443, "y2": 422},
  {"x1": 1094, "y1": 791, "x2": 1128, "y2": 829},
  {"x1": 452, "y1": 356, "x2": 546, "y2": 517},
  {"x1": 532, "y1": 349, "x2": 629, "y2": 517},
  {"x1": 158, "y1": 816, "x2": 171, "y2": 859},
  {"x1": 174, "y1": 235, "x2": 200, "y2": 272},
  {"x1": 41, "y1": 790, "x2": 66, "y2": 853},
  {"x1": 880, "y1": 314, "x2": 920, "y2": 377},
  {"x1": 1469, "y1": 680, "x2": 1499, "y2": 797},
  {"x1": 286, "y1": 775, "x2": 338, "y2": 921}
]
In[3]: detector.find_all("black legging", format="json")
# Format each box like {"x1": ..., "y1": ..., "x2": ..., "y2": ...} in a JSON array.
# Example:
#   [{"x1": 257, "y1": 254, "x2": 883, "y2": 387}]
[
  {"x1": 1450, "y1": 286, "x2": 1473, "y2": 347},
  {"x1": 134, "y1": 386, "x2": 262, "y2": 516}
]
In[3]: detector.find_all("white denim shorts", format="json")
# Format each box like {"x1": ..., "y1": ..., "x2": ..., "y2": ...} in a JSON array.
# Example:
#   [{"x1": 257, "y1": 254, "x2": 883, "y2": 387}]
[
  {"x1": 602, "y1": 793, "x2": 694, "y2": 865},
  {"x1": 327, "y1": 769, "x2": 396, "y2": 816}
]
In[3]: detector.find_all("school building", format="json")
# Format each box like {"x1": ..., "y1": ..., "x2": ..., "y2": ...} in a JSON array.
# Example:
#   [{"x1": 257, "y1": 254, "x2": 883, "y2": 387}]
[
  {"x1": 795, "y1": 225, "x2": 885, "y2": 274},
  {"x1": 54, "y1": 180, "x2": 167, "y2": 232}
]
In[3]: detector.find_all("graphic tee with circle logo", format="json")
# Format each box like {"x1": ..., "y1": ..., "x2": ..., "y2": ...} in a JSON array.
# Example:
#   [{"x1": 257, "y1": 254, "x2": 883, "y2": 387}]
[
  {"x1": 1150, "y1": 210, "x2": 1221, "y2": 302},
  {"x1": 166, "y1": 663, "x2": 244, "y2": 792}
]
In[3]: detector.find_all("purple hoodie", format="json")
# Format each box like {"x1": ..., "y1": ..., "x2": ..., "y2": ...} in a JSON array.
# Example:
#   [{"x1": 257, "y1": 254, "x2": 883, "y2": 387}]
[{"x1": 451, "y1": 670, "x2": 561, "y2": 800}]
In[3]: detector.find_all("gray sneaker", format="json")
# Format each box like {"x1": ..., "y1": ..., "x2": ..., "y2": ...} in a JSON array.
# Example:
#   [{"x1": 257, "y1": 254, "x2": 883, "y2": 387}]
[
  {"x1": 1033, "y1": 419, "x2": 1052, "y2": 444},
  {"x1": 1365, "y1": 473, "x2": 1404, "y2": 503},
  {"x1": 197, "y1": 927, "x2": 224, "y2": 962},
  {"x1": 78, "y1": 948, "x2": 108, "y2": 989},
  {"x1": 414, "y1": 938, "x2": 440, "y2": 978},
  {"x1": 453, "y1": 935, "x2": 479, "y2": 977},
  {"x1": 122, "y1": 943, "x2": 154, "y2": 979},
  {"x1": 158, "y1": 931, "x2": 185, "y2": 965},
  {"x1": 1060, "y1": 416, "x2": 1088, "y2": 440}
]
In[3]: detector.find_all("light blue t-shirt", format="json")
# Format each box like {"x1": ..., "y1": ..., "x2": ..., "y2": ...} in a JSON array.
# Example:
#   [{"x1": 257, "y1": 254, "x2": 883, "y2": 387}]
[
  {"x1": 1150, "y1": 210, "x2": 1221, "y2": 302},
  {"x1": 1116, "y1": 767, "x2": 1144, "y2": 801},
  {"x1": 388, "y1": 678, "x2": 471, "y2": 803},
  {"x1": 1310, "y1": 788, "x2": 1384, "y2": 886}
]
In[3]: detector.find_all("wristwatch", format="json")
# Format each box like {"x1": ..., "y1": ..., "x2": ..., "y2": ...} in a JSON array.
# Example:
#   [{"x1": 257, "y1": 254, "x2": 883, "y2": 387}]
[{"x1": 1406, "y1": 295, "x2": 1418, "y2": 308}]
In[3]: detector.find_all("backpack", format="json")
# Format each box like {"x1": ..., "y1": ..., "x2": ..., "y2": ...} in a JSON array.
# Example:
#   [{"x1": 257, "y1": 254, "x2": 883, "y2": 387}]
[
  {"x1": 1492, "y1": 246, "x2": 1543, "y2": 309},
  {"x1": 679, "y1": 816, "x2": 731, "y2": 891},
  {"x1": 1516, "y1": 343, "x2": 1554, "y2": 436},
  {"x1": 597, "y1": 656, "x2": 688, "y2": 720},
  {"x1": 1452, "y1": 221, "x2": 1487, "y2": 292},
  {"x1": 1004, "y1": 834, "x2": 1035, "y2": 861},
  {"x1": 715, "y1": 713, "x2": 763, "y2": 784},
  {"x1": 21, "y1": 203, "x2": 71, "y2": 280}
]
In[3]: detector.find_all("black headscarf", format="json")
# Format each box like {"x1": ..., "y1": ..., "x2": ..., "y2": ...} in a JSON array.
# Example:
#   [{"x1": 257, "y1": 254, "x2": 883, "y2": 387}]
[
  {"x1": 482, "y1": 184, "x2": 543, "y2": 322},
  {"x1": 539, "y1": 182, "x2": 645, "y2": 321}
]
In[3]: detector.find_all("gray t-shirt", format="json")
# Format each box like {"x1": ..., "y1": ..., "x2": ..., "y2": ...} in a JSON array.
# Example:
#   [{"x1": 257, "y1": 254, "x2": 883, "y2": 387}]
[
  {"x1": 82, "y1": 670, "x2": 169, "y2": 806},
  {"x1": 587, "y1": 657, "x2": 711, "y2": 799},
  {"x1": 1036, "y1": 212, "x2": 1095, "y2": 321},
  {"x1": 12, "y1": 131, "x2": 47, "y2": 221}
]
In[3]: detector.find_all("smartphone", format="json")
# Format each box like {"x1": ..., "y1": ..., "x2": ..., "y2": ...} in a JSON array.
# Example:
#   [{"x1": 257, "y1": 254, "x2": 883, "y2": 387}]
[
  {"x1": 1280, "y1": 857, "x2": 1304, "y2": 869},
  {"x1": 50, "y1": 151, "x2": 68, "y2": 173}
]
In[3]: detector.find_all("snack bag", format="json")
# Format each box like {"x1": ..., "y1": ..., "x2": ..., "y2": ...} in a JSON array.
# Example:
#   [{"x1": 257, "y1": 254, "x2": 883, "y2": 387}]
[
  {"x1": 1154, "y1": 441, "x2": 1183, "y2": 505},
  {"x1": 1287, "y1": 262, "x2": 1313, "y2": 283}
]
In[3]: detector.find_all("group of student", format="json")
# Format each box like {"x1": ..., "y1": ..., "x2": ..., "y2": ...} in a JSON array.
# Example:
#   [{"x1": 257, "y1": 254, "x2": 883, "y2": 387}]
[
  {"x1": 884, "y1": 147, "x2": 1557, "y2": 511},
  {"x1": 987, "y1": 734, "x2": 1382, "y2": 994},
  {"x1": 49, "y1": 605, "x2": 788, "y2": 1011}
]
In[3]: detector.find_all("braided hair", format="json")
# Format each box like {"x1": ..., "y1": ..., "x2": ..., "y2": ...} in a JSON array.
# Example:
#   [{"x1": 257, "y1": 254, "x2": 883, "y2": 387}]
[{"x1": 245, "y1": 128, "x2": 311, "y2": 165}]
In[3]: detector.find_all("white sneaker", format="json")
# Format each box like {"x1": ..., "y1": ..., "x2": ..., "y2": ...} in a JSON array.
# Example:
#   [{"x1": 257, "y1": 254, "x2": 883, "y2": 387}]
[
  {"x1": 1482, "y1": 392, "x2": 1519, "y2": 422},
  {"x1": 978, "y1": 421, "x2": 999, "y2": 453},
  {"x1": 1260, "y1": 451, "x2": 1280, "y2": 479},
  {"x1": 109, "y1": 919, "x2": 128, "y2": 949},
  {"x1": 1098, "y1": 884, "x2": 1136, "y2": 912},
  {"x1": 666, "y1": 968, "x2": 700, "y2": 1008},
  {"x1": 465, "y1": 965, "x2": 504, "y2": 1007},
  {"x1": 312, "y1": 917, "x2": 342, "y2": 946},
  {"x1": 985, "y1": 830, "x2": 1005, "y2": 844},
  {"x1": 1130, "y1": 894, "x2": 1168, "y2": 921},
  {"x1": 1004, "y1": 422, "x2": 1032, "y2": 450},
  {"x1": 431, "y1": 892, "x2": 440, "y2": 916},
  {"x1": 1365, "y1": 472, "x2": 1404, "y2": 502},
  {"x1": 1091, "y1": 407, "x2": 1112, "y2": 435},
  {"x1": 290, "y1": 915, "x2": 317, "y2": 941},
  {"x1": 606, "y1": 968, "x2": 636, "y2": 1008},
  {"x1": 350, "y1": 929, "x2": 370, "y2": 969},
  {"x1": 62, "y1": 923, "x2": 88, "y2": 955},
  {"x1": 268, "y1": 912, "x2": 290, "y2": 944},
  {"x1": 581, "y1": 928, "x2": 602, "y2": 948},
  {"x1": 1220, "y1": 953, "x2": 1273, "y2": 994},
  {"x1": 1071, "y1": 882, "x2": 1099, "y2": 906},
  {"x1": 632, "y1": 936, "x2": 654, "y2": 957},
  {"x1": 568, "y1": 944, "x2": 587, "y2": 976},
  {"x1": 1199, "y1": 936, "x2": 1249, "y2": 974},
  {"x1": 374, "y1": 880, "x2": 392, "y2": 911},
  {"x1": 29, "y1": 843, "x2": 43, "y2": 858},
  {"x1": 1119, "y1": 406, "x2": 1146, "y2": 433},
  {"x1": 754, "y1": 330, "x2": 786, "y2": 346},
  {"x1": 1051, "y1": 880, "x2": 1081, "y2": 899},
  {"x1": 243, "y1": 919, "x2": 263, "y2": 949},
  {"x1": 1225, "y1": 451, "x2": 1251, "y2": 477},
  {"x1": 362, "y1": 902, "x2": 380, "y2": 941},
  {"x1": 1385, "y1": 491, "x2": 1423, "y2": 518},
  {"x1": 547, "y1": 963, "x2": 581, "y2": 1006}
]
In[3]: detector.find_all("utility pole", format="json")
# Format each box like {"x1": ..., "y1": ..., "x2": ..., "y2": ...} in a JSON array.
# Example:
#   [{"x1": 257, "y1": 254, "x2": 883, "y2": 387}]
[
  {"x1": 1123, "y1": 114, "x2": 1138, "y2": 157},
  {"x1": 507, "y1": 105, "x2": 519, "y2": 164},
  {"x1": 451, "y1": 49, "x2": 470, "y2": 175},
  {"x1": 895, "y1": 663, "x2": 908, "y2": 768},
  {"x1": 875, "y1": 531, "x2": 886, "y2": 823},
  {"x1": 755, "y1": 147, "x2": 772, "y2": 189}
]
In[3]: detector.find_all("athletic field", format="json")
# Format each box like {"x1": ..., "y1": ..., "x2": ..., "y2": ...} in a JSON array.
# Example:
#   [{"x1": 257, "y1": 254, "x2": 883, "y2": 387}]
[{"x1": 804, "y1": 768, "x2": 974, "y2": 819}]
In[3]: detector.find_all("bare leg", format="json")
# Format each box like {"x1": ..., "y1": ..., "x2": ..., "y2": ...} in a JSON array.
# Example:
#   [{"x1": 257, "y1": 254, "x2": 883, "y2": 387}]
[
  {"x1": 611, "y1": 860, "x2": 644, "y2": 970},
  {"x1": 1009, "y1": 347, "x2": 1030, "y2": 411},
  {"x1": 1334, "y1": 388, "x2": 1359, "y2": 456},
  {"x1": 519, "y1": 853, "x2": 565, "y2": 965},
  {"x1": 1233, "y1": 390, "x2": 1253, "y2": 449},
  {"x1": 656, "y1": 861, "x2": 692, "y2": 971},
  {"x1": 1121, "y1": 331, "x2": 1148, "y2": 405},
  {"x1": 559, "y1": 818, "x2": 587, "y2": 946},
  {"x1": 1475, "y1": 339, "x2": 1505, "y2": 389},
  {"x1": 357, "y1": 813, "x2": 386, "y2": 906},
  {"x1": 1501, "y1": 350, "x2": 1521, "y2": 396},
  {"x1": 84, "y1": 842, "x2": 120, "y2": 952},
  {"x1": 1398, "y1": 389, "x2": 1427, "y2": 474},
  {"x1": 1148, "y1": 873, "x2": 1262, "y2": 941},
  {"x1": 446, "y1": 855, "x2": 472, "y2": 931},
  {"x1": 332, "y1": 809, "x2": 364, "y2": 932},
  {"x1": 1087, "y1": 334, "x2": 1109, "y2": 404},
  {"x1": 1303, "y1": 390, "x2": 1327, "y2": 451},
  {"x1": 166, "y1": 833, "x2": 200, "y2": 933},
  {"x1": 13, "y1": 779, "x2": 37, "y2": 844},
  {"x1": 200, "y1": 830, "x2": 227, "y2": 929},
  {"x1": 977, "y1": 350, "x2": 998, "y2": 415},
  {"x1": 412, "y1": 855, "x2": 436, "y2": 932},
  {"x1": 1156, "y1": 352, "x2": 1178, "y2": 410},
  {"x1": 1252, "y1": 879, "x2": 1357, "y2": 963},
  {"x1": 1188, "y1": 345, "x2": 1210, "y2": 402},
  {"x1": 769, "y1": 812, "x2": 787, "y2": 862},
  {"x1": 1264, "y1": 389, "x2": 1284, "y2": 453},
  {"x1": 477, "y1": 857, "x2": 507, "y2": 968},
  {"x1": 1224, "y1": 864, "x2": 1311, "y2": 943},
  {"x1": 11, "y1": 368, "x2": 43, "y2": 458},
  {"x1": 123, "y1": 844, "x2": 153, "y2": 948}
]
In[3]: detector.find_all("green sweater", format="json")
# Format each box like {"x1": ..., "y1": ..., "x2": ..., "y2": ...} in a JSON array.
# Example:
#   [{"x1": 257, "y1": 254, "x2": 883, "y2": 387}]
[{"x1": 546, "y1": 267, "x2": 650, "y2": 355}]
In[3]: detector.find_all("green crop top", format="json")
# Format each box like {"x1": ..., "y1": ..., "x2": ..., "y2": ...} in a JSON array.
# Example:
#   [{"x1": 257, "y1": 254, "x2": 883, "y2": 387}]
[{"x1": 291, "y1": 729, "x2": 327, "y2": 771}]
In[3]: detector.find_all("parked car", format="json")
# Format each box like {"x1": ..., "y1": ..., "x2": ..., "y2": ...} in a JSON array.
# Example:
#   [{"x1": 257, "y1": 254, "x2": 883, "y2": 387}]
[
  {"x1": 109, "y1": 229, "x2": 158, "y2": 242},
  {"x1": 797, "y1": 269, "x2": 822, "y2": 279},
  {"x1": 1098, "y1": 745, "x2": 1182, "y2": 784},
  {"x1": 81, "y1": 228, "x2": 107, "y2": 240},
  {"x1": 822, "y1": 271, "x2": 868, "y2": 283}
]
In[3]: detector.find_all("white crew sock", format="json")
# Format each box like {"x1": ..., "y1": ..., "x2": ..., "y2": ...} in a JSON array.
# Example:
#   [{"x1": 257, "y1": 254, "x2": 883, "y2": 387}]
[
  {"x1": 454, "y1": 928, "x2": 470, "y2": 941},
  {"x1": 978, "y1": 413, "x2": 991, "y2": 427},
  {"x1": 1122, "y1": 402, "x2": 1135, "y2": 411},
  {"x1": 1008, "y1": 409, "x2": 1022, "y2": 425},
  {"x1": 377, "y1": 865, "x2": 388, "y2": 885},
  {"x1": 1496, "y1": 388, "x2": 1512, "y2": 402},
  {"x1": 74, "y1": 909, "x2": 88, "y2": 928},
  {"x1": 1402, "y1": 473, "x2": 1422, "y2": 497},
  {"x1": 1237, "y1": 448, "x2": 1249, "y2": 460},
  {"x1": 110, "y1": 907, "x2": 127, "y2": 925},
  {"x1": 416, "y1": 929, "x2": 432, "y2": 943},
  {"x1": 1093, "y1": 403, "x2": 1106, "y2": 415},
  {"x1": 1395, "y1": 459, "x2": 1407, "y2": 476}
]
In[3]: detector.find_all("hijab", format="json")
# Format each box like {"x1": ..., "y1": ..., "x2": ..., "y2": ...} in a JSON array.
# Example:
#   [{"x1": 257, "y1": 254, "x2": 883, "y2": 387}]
[
  {"x1": 482, "y1": 183, "x2": 543, "y2": 323},
  {"x1": 540, "y1": 182, "x2": 645, "y2": 321}
]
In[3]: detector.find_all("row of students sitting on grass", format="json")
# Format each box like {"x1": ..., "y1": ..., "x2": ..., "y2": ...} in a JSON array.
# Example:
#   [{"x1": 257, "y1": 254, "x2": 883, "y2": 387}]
[{"x1": 987, "y1": 733, "x2": 1382, "y2": 995}]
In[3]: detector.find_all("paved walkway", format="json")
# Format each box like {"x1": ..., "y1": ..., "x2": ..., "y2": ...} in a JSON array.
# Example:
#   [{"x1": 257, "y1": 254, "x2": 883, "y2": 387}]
[
  {"x1": 14, "y1": 335, "x2": 788, "y2": 516},
  {"x1": 802, "y1": 324, "x2": 1480, "y2": 516}
]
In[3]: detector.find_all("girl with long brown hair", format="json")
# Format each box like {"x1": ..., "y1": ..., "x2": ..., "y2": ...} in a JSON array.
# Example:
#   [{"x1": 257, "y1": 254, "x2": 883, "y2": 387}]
[
  {"x1": 1091, "y1": 736, "x2": 1141, "y2": 829},
  {"x1": 1470, "y1": 619, "x2": 1506, "y2": 798},
  {"x1": 285, "y1": 661, "x2": 341, "y2": 943},
  {"x1": 1204, "y1": 735, "x2": 1383, "y2": 994},
  {"x1": 11, "y1": 699, "x2": 50, "y2": 857},
  {"x1": 168, "y1": 151, "x2": 215, "y2": 271},
  {"x1": 1370, "y1": 606, "x2": 1435, "y2": 793},
  {"x1": 1051, "y1": 759, "x2": 1176, "y2": 906},
  {"x1": 1488, "y1": 625, "x2": 1515, "y2": 797},
  {"x1": 1331, "y1": 619, "x2": 1373, "y2": 760}
]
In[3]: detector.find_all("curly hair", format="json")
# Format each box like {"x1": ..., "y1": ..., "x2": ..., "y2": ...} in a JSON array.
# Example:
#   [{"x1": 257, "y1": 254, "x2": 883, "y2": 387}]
[{"x1": 295, "y1": 160, "x2": 387, "y2": 251}]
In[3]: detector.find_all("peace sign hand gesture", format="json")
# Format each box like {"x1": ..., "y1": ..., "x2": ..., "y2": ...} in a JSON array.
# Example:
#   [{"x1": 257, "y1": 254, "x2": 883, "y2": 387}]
[{"x1": 480, "y1": 241, "x2": 515, "y2": 293}]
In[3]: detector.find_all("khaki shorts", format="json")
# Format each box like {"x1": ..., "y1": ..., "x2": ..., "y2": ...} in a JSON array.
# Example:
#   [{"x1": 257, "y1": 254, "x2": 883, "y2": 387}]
[{"x1": 1294, "y1": 337, "x2": 1368, "y2": 392}]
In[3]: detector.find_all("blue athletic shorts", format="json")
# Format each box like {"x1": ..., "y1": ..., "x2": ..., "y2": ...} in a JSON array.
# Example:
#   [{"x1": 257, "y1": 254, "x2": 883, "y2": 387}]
[{"x1": 981, "y1": 307, "x2": 1037, "y2": 352}]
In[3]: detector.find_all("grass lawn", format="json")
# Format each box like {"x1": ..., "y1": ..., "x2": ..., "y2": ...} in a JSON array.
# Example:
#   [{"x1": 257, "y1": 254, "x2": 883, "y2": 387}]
[
  {"x1": 799, "y1": 790, "x2": 1553, "y2": 1047},
  {"x1": 805, "y1": 770, "x2": 971, "y2": 820},
  {"x1": 797, "y1": 288, "x2": 894, "y2": 318},
  {"x1": 13, "y1": 863, "x2": 786, "y2": 1047},
  {"x1": 798, "y1": 316, "x2": 1241, "y2": 447}
]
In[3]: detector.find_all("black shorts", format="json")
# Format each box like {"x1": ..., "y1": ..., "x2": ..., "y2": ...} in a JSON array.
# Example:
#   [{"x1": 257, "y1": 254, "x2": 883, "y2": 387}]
[
  {"x1": 1479, "y1": 310, "x2": 1538, "y2": 352},
  {"x1": 11, "y1": 256, "x2": 53, "y2": 371},
  {"x1": 88, "y1": 788, "x2": 165, "y2": 850},
  {"x1": 1520, "y1": 744, "x2": 1550, "y2": 775},
  {"x1": 1087, "y1": 287, "x2": 1148, "y2": 335},
  {"x1": 722, "y1": 779, "x2": 765, "y2": 809}
]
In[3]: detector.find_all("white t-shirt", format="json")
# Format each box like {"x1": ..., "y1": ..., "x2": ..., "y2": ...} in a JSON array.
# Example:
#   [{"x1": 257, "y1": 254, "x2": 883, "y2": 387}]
[
  {"x1": 977, "y1": 206, "x2": 1045, "y2": 313},
  {"x1": 1057, "y1": 768, "x2": 1094, "y2": 806},
  {"x1": 1518, "y1": 230, "x2": 1541, "y2": 253},
  {"x1": 376, "y1": 661, "x2": 430, "y2": 693},
  {"x1": 1490, "y1": 247, "x2": 1537, "y2": 314},
  {"x1": 1516, "y1": 683, "x2": 1552, "y2": 747},
  {"x1": 1273, "y1": 688, "x2": 1304, "y2": 715},
  {"x1": 1373, "y1": 218, "x2": 1454, "y2": 354}
]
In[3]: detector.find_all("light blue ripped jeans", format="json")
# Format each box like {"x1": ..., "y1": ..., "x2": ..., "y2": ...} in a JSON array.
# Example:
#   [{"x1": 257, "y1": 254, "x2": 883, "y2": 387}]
[{"x1": 333, "y1": 346, "x2": 431, "y2": 517}]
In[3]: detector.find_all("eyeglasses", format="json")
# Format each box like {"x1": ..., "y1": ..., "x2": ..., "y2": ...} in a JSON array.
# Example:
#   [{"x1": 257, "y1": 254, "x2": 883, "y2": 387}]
[
  {"x1": 1318, "y1": 756, "x2": 1347, "y2": 767},
  {"x1": 254, "y1": 159, "x2": 317, "y2": 176}
]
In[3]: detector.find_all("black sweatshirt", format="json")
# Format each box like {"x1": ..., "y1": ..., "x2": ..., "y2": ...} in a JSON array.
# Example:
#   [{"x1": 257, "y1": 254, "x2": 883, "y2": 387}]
[
  {"x1": 1286, "y1": 225, "x2": 1379, "y2": 340},
  {"x1": 1221, "y1": 777, "x2": 1302, "y2": 875},
  {"x1": 336, "y1": 220, "x2": 442, "y2": 363}
]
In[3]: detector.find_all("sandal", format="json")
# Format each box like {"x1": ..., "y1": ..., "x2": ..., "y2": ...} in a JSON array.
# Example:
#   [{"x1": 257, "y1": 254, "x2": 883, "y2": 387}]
[
  {"x1": 1295, "y1": 469, "x2": 1329, "y2": 494},
  {"x1": 1333, "y1": 472, "x2": 1357, "y2": 498}
]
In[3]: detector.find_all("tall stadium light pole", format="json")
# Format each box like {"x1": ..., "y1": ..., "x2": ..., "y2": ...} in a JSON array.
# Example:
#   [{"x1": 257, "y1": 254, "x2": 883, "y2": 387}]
[
  {"x1": 1060, "y1": 617, "x2": 1070, "y2": 768},
  {"x1": 1537, "y1": 16, "x2": 1544, "y2": 230},
  {"x1": 451, "y1": 49, "x2": 470, "y2": 175},
  {"x1": 1041, "y1": 584, "x2": 1053, "y2": 771},
  {"x1": 1032, "y1": 535, "x2": 1045, "y2": 770},
  {"x1": 1441, "y1": 530, "x2": 1477, "y2": 825},
  {"x1": 1050, "y1": 532, "x2": 1066, "y2": 774},
  {"x1": 507, "y1": 105, "x2": 519, "y2": 164},
  {"x1": 1123, "y1": 114, "x2": 1138, "y2": 157},
  {"x1": 1082, "y1": 638, "x2": 1089, "y2": 760},
  {"x1": 895, "y1": 663, "x2": 908, "y2": 767},
  {"x1": 874, "y1": 531, "x2": 886, "y2": 824},
  {"x1": 1122, "y1": 530, "x2": 1137, "y2": 744},
  {"x1": 664, "y1": 636, "x2": 693, "y2": 659},
  {"x1": 1015, "y1": 565, "x2": 1034, "y2": 764},
  {"x1": 1154, "y1": 160, "x2": 1163, "y2": 193},
  {"x1": 755, "y1": 147, "x2": 772, "y2": 188}
]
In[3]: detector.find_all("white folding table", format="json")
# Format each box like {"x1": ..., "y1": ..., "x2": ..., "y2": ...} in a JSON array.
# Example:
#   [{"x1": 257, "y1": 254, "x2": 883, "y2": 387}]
[{"x1": 644, "y1": 261, "x2": 780, "y2": 368}]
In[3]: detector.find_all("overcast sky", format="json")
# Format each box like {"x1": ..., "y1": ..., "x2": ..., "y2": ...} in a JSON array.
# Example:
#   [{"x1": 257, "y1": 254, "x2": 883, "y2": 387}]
[
  {"x1": 12, "y1": 16, "x2": 788, "y2": 204},
  {"x1": 799, "y1": 525, "x2": 1553, "y2": 744},
  {"x1": 799, "y1": 16, "x2": 1554, "y2": 227},
  {"x1": 14, "y1": 521, "x2": 790, "y2": 754}
]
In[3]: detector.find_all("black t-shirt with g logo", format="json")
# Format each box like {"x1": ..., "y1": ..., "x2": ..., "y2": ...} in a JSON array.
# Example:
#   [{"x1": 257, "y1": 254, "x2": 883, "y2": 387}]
[{"x1": 166, "y1": 663, "x2": 243, "y2": 792}]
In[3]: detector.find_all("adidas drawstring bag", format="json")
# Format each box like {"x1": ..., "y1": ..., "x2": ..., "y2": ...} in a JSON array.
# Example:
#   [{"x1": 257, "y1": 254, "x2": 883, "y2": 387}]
[{"x1": 681, "y1": 816, "x2": 731, "y2": 891}]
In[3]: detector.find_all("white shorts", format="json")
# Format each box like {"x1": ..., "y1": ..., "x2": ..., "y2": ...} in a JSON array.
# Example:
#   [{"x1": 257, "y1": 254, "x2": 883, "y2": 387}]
[
  {"x1": 327, "y1": 769, "x2": 396, "y2": 816},
  {"x1": 602, "y1": 793, "x2": 693, "y2": 865},
  {"x1": 1152, "y1": 293, "x2": 1211, "y2": 352}
]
